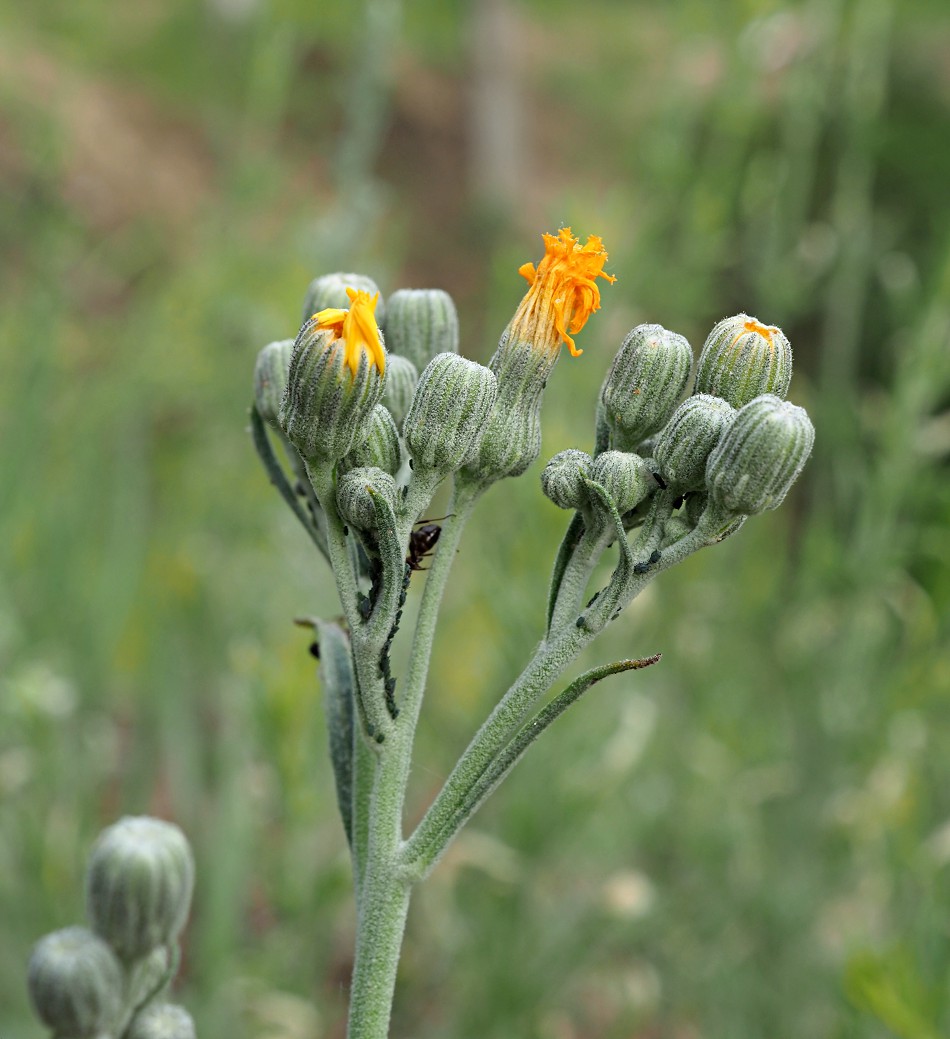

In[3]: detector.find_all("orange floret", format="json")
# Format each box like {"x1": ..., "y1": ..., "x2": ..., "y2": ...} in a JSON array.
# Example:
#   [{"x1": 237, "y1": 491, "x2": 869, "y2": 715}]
[
  {"x1": 312, "y1": 287, "x2": 386, "y2": 377},
  {"x1": 510, "y1": 227, "x2": 616, "y2": 357}
]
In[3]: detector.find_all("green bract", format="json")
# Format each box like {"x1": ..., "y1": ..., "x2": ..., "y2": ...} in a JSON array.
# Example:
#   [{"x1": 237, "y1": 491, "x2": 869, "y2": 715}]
[
  {"x1": 336, "y1": 467, "x2": 398, "y2": 531},
  {"x1": 342, "y1": 404, "x2": 402, "y2": 476},
  {"x1": 589, "y1": 451, "x2": 656, "y2": 514},
  {"x1": 654, "y1": 393, "x2": 736, "y2": 493},
  {"x1": 404, "y1": 353, "x2": 497, "y2": 474},
  {"x1": 28, "y1": 927, "x2": 123, "y2": 1037},
  {"x1": 280, "y1": 322, "x2": 386, "y2": 463},
  {"x1": 381, "y1": 354, "x2": 418, "y2": 428},
  {"x1": 126, "y1": 1002, "x2": 197, "y2": 1039},
  {"x1": 301, "y1": 272, "x2": 385, "y2": 326},
  {"x1": 541, "y1": 449, "x2": 593, "y2": 511},
  {"x1": 601, "y1": 324, "x2": 693, "y2": 450},
  {"x1": 253, "y1": 339, "x2": 294, "y2": 427},
  {"x1": 86, "y1": 816, "x2": 195, "y2": 962},
  {"x1": 706, "y1": 394, "x2": 815, "y2": 515},
  {"x1": 695, "y1": 313, "x2": 792, "y2": 408},
  {"x1": 384, "y1": 288, "x2": 459, "y2": 371}
]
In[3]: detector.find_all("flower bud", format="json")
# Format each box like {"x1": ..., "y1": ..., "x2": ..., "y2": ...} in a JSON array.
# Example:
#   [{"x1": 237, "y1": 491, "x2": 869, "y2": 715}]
[
  {"x1": 404, "y1": 353, "x2": 497, "y2": 473},
  {"x1": 341, "y1": 404, "x2": 401, "y2": 475},
  {"x1": 706, "y1": 394, "x2": 815, "y2": 515},
  {"x1": 336, "y1": 467, "x2": 398, "y2": 531},
  {"x1": 280, "y1": 290, "x2": 387, "y2": 463},
  {"x1": 654, "y1": 394, "x2": 736, "y2": 493},
  {"x1": 590, "y1": 451, "x2": 656, "y2": 514},
  {"x1": 381, "y1": 353, "x2": 418, "y2": 428},
  {"x1": 541, "y1": 450, "x2": 593, "y2": 510},
  {"x1": 695, "y1": 314, "x2": 792, "y2": 408},
  {"x1": 28, "y1": 927, "x2": 123, "y2": 1037},
  {"x1": 86, "y1": 816, "x2": 194, "y2": 961},
  {"x1": 253, "y1": 340, "x2": 294, "y2": 427},
  {"x1": 384, "y1": 289, "x2": 458, "y2": 371},
  {"x1": 601, "y1": 324, "x2": 693, "y2": 450},
  {"x1": 301, "y1": 272, "x2": 385, "y2": 326},
  {"x1": 126, "y1": 1002, "x2": 197, "y2": 1039}
]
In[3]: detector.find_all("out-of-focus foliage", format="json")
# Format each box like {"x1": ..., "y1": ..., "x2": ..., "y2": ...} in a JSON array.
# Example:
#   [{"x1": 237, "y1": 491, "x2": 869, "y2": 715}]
[{"x1": 2, "y1": 0, "x2": 949, "y2": 1036}]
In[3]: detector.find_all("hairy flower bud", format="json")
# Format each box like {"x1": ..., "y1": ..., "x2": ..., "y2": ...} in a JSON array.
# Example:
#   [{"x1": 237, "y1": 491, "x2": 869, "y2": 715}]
[
  {"x1": 601, "y1": 324, "x2": 693, "y2": 450},
  {"x1": 280, "y1": 290, "x2": 387, "y2": 463},
  {"x1": 342, "y1": 404, "x2": 401, "y2": 476},
  {"x1": 28, "y1": 927, "x2": 123, "y2": 1037},
  {"x1": 126, "y1": 1002, "x2": 197, "y2": 1039},
  {"x1": 706, "y1": 394, "x2": 815, "y2": 515},
  {"x1": 301, "y1": 273, "x2": 385, "y2": 326},
  {"x1": 404, "y1": 353, "x2": 497, "y2": 473},
  {"x1": 695, "y1": 314, "x2": 792, "y2": 408},
  {"x1": 86, "y1": 816, "x2": 194, "y2": 961},
  {"x1": 253, "y1": 339, "x2": 294, "y2": 427},
  {"x1": 541, "y1": 449, "x2": 593, "y2": 510},
  {"x1": 336, "y1": 467, "x2": 398, "y2": 531},
  {"x1": 590, "y1": 451, "x2": 656, "y2": 514},
  {"x1": 381, "y1": 353, "x2": 418, "y2": 428},
  {"x1": 654, "y1": 394, "x2": 736, "y2": 493},
  {"x1": 385, "y1": 289, "x2": 459, "y2": 371}
]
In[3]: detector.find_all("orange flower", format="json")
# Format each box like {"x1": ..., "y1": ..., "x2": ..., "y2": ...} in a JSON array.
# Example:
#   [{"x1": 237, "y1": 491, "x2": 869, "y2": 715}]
[
  {"x1": 511, "y1": 227, "x2": 616, "y2": 357},
  {"x1": 312, "y1": 287, "x2": 386, "y2": 377}
]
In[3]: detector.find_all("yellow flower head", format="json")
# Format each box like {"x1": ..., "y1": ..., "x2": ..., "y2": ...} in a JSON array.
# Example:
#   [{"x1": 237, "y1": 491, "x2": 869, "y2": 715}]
[
  {"x1": 511, "y1": 227, "x2": 616, "y2": 358},
  {"x1": 311, "y1": 287, "x2": 386, "y2": 378}
]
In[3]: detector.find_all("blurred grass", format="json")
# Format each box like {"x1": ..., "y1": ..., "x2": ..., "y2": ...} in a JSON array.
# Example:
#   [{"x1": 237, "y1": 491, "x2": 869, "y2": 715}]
[{"x1": 2, "y1": 0, "x2": 950, "y2": 1037}]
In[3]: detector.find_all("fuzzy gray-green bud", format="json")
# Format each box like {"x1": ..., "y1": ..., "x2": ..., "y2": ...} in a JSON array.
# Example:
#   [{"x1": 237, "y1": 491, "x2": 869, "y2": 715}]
[
  {"x1": 86, "y1": 816, "x2": 194, "y2": 962},
  {"x1": 126, "y1": 1002, "x2": 197, "y2": 1039},
  {"x1": 28, "y1": 926, "x2": 123, "y2": 1037},
  {"x1": 695, "y1": 314, "x2": 792, "y2": 408},
  {"x1": 253, "y1": 339, "x2": 294, "y2": 427},
  {"x1": 706, "y1": 394, "x2": 814, "y2": 515},
  {"x1": 404, "y1": 353, "x2": 497, "y2": 473},
  {"x1": 336, "y1": 467, "x2": 398, "y2": 531},
  {"x1": 541, "y1": 450, "x2": 593, "y2": 510},
  {"x1": 384, "y1": 289, "x2": 458, "y2": 371},
  {"x1": 465, "y1": 330, "x2": 554, "y2": 482},
  {"x1": 341, "y1": 404, "x2": 402, "y2": 475},
  {"x1": 654, "y1": 394, "x2": 736, "y2": 493},
  {"x1": 601, "y1": 324, "x2": 694, "y2": 450},
  {"x1": 280, "y1": 320, "x2": 387, "y2": 463},
  {"x1": 301, "y1": 273, "x2": 385, "y2": 326},
  {"x1": 590, "y1": 451, "x2": 656, "y2": 514},
  {"x1": 381, "y1": 354, "x2": 418, "y2": 428}
]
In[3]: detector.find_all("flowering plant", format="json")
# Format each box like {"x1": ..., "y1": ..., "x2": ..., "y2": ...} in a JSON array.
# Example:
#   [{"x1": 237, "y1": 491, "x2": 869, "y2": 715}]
[{"x1": 247, "y1": 228, "x2": 815, "y2": 1036}]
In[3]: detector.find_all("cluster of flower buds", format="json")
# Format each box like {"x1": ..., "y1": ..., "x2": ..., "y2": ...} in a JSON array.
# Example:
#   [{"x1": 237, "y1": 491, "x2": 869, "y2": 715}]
[
  {"x1": 544, "y1": 312, "x2": 814, "y2": 542},
  {"x1": 28, "y1": 817, "x2": 195, "y2": 1039}
]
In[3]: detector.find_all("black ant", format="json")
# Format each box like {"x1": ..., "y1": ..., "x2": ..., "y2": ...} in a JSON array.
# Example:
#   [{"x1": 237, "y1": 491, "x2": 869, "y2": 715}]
[{"x1": 406, "y1": 515, "x2": 452, "y2": 571}]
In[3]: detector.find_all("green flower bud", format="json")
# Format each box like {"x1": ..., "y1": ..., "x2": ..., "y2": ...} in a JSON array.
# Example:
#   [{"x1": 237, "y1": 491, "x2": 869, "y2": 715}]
[
  {"x1": 301, "y1": 272, "x2": 385, "y2": 326},
  {"x1": 654, "y1": 394, "x2": 736, "y2": 493},
  {"x1": 381, "y1": 353, "x2": 418, "y2": 428},
  {"x1": 541, "y1": 450, "x2": 593, "y2": 510},
  {"x1": 253, "y1": 339, "x2": 294, "y2": 427},
  {"x1": 706, "y1": 394, "x2": 815, "y2": 515},
  {"x1": 336, "y1": 467, "x2": 398, "y2": 531},
  {"x1": 28, "y1": 927, "x2": 123, "y2": 1037},
  {"x1": 465, "y1": 330, "x2": 550, "y2": 481},
  {"x1": 126, "y1": 1003, "x2": 196, "y2": 1039},
  {"x1": 404, "y1": 353, "x2": 497, "y2": 473},
  {"x1": 590, "y1": 451, "x2": 656, "y2": 514},
  {"x1": 86, "y1": 816, "x2": 194, "y2": 962},
  {"x1": 695, "y1": 314, "x2": 792, "y2": 408},
  {"x1": 280, "y1": 292, "x2": 387, "y2": 463},
  {"x1": 384, "y1": 289, "x2": 458, "y2": 371},
  {"x1": 341, "y1": 404, "x2": 402, "y2": 476},
  {"x1": 601, "y1": 324, "x2": 694, "y2": 450}
]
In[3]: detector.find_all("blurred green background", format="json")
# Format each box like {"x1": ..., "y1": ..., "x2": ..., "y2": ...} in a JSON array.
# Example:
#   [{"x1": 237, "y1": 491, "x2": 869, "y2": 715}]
[{"x1": 2, "y1": 0, "x2": 950, "y2": 1036}]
